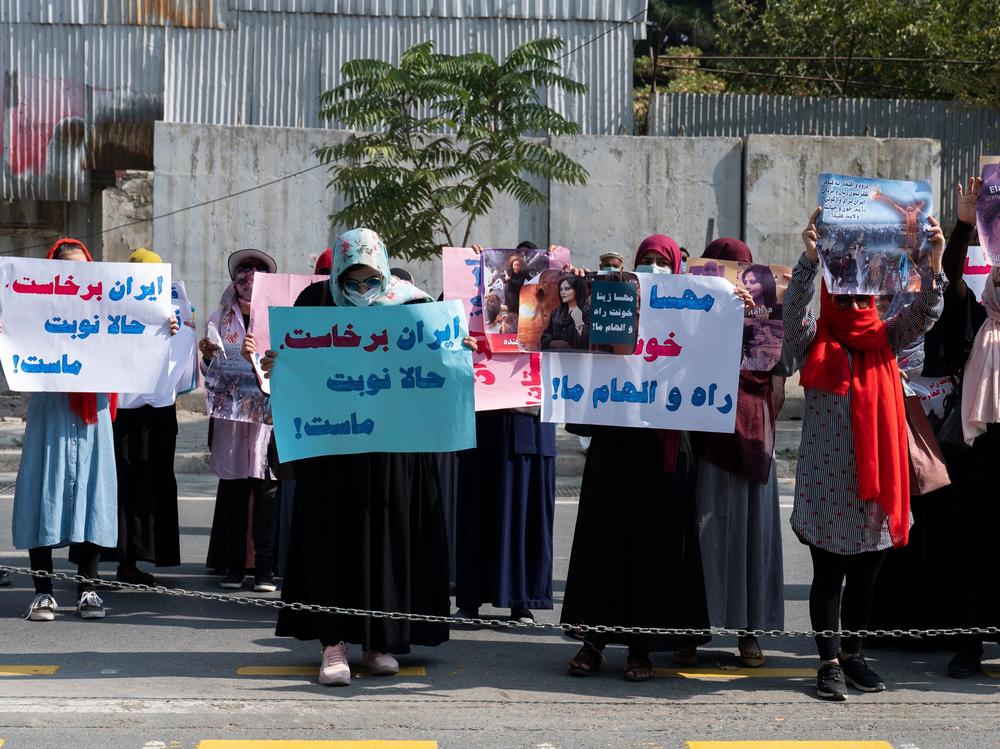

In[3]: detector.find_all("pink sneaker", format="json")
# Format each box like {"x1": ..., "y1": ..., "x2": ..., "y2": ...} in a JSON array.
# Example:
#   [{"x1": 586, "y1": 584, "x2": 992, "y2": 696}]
[
  {"x1": 362, "y1": 650, "x2": 399, "y2": 675},
  {"x1": 319, "y1": 642, "x2": 351, "y2": 686}
]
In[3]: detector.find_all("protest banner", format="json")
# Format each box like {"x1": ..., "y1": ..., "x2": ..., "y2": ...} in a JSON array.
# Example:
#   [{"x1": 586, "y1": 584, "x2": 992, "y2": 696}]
[
  {"x1": 688, "y1": 257, "x2": 790, "y2": 372},
  {"x1": 481, "y1": 245, "x2": 571, "y2": 352},
  {"x1": 269, "y1": 300, "x2": 476, "y2": 460},
  {"x1": 168, "y1": 280, "x2": 198, "y2": 396},
  {"x1": 908, "y1": 373, "x2": 953, "y2": 421},
  {"x1": 204, "y1": 348, "x2": 271, "y2": 424},
  {"x1": 0, "y1": 256, "x2": 172, "y2": 392},
  {"x1": 517, "y1": 270, "x2": 640, "y2": 354},
  {"x1": 542, "y1": 274, "x2": 743, "y2": 433},
  {"x1": 247, "y1": 273, "x2": 326, "y2": 394},
  {"x1": 977, "y1": 163, "x2": 1000, "y2": 265},
  {"x1": 442, "y1": 247, "x2": 542, "y2": 410},
  {"x1": 965, "y1": 244, "x2": 994, "y2": 302},
  {"x1": 816, "y1": 173, "x2": 934, "y2": 295}
]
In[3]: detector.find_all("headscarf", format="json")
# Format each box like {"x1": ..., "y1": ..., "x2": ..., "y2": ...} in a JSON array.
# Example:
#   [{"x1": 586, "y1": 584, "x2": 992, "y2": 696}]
[
  {"x1": 128, "y1": 248, "x2": 162, "y2": 264},
  {"x1": 634, "y1": 234, "x2": 682, "y2": 273},
  {"x1": 800, "y1": 282, "x2": 909, "y2": 547},
  {"x1": 314, "y1": 249, "x2": 333, "y2": 274},
  {"x1": 46, "y1": 239, "x2": 118, "y2": 426},
  {"x1": 330, "y1": 228, "x2": 432, "y2": 306},
  {"x1": 961, "y1": 267, "x2": 1000, "y2": 444},
  {"x1": 697, "y1": 238, "x2": 776, "y2": 484}
]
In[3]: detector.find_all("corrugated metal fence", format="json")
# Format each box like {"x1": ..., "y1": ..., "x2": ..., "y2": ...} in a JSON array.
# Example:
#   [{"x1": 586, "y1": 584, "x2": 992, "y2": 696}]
[{"x1": 650, "y1": 93, "x2": 1000, "y2": 227}]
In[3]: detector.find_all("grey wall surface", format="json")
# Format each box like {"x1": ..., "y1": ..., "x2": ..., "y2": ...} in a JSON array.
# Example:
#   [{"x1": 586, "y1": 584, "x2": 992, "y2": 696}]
[{"x1": 744, "y1": 135, "x2": 942, "y2": 270}]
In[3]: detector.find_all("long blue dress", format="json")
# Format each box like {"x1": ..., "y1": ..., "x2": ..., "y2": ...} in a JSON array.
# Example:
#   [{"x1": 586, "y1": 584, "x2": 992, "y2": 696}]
[{"x1": 12, "y1": 393, "x2": 118, "y2": 550}]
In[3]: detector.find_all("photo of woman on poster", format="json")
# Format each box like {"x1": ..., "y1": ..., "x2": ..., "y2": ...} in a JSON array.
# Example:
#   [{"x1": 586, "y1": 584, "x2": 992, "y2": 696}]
[{"x1": 541, "y1": 274, "x2": 590, "y2": 350}]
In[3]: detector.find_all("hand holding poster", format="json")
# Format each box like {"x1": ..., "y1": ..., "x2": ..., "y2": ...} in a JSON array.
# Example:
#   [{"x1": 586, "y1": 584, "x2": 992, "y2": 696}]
[
  {"x1": 0, "y1": 257, "x2": 172, "y2": 392},
  {"x1": 269, "y1": 300, "x2": 475, "y2": 460},
  {"x1": 816, "y1": 173, "x2": 934, "y2": 295},
  {"x1": 542, "y1": 274, "x2": 743, "y2": 433},
  {"x1": 977, "y1": 163, "x2": 1000, "y2": 265},
  {"x1": 442, "y1": 247, "x2": 542, "y2": 410},
  {"x1": 687, "y1": 257, "x2": 790, "y2": 372}
]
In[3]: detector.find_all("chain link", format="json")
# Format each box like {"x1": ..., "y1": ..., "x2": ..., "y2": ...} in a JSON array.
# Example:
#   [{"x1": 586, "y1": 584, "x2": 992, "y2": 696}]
[{"x1": 4, "y1": 564, "x2": 1000, "y2": 640}]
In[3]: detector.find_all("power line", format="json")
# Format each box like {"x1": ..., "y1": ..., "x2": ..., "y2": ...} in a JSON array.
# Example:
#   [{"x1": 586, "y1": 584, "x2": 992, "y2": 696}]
[
  {"x1": 672, "y1": 55, "x2": 994, "y2": 66},
  {"x1": 557, "y1": 7, "x2": 647, "y2": 60}
]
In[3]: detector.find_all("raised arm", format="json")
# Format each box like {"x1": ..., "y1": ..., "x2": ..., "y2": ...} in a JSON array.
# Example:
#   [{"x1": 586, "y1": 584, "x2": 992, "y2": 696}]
[
  {"x1": 887, "y1": 216, "x2": 946, "y2": 353},
  {"x1": 943, "y1": 177, "x2": 982, "y2": 300},
  {"x1": 781, "y1": 208, "x2": 821, "y2": 368}
]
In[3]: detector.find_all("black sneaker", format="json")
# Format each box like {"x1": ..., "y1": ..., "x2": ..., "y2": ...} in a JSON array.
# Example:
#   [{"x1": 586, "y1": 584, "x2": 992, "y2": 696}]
[
  {"x1": 948, "y1": 644, "x2": 983, "y2": 679},
  {"x1": 816, "y1": 662, "x2": 848, "y2": 701},
  {"x1": 840, "y1": 652, "x2": 886, "y2": 692},
  {"x1": 220, "y1": 570, "x2": 246, "y2": 589},
  {"x1": 253, "y1": 571, "x2": 277, "y2": 593}
]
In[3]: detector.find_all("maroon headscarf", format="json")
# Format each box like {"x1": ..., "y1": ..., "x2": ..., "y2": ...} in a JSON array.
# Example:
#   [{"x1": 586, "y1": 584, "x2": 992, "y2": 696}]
[
  {"x1": 696, "y1": 237, "x2": 775, "y2": 484},
  {"x1": 634, "y1": 234, "x2": 682, "y2": 273}
]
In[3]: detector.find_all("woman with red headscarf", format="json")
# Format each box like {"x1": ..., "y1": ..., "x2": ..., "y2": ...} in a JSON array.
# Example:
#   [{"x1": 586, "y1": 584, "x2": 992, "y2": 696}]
[{"x1": 785, "y1": 208, "x2": 945, "y2": 700}]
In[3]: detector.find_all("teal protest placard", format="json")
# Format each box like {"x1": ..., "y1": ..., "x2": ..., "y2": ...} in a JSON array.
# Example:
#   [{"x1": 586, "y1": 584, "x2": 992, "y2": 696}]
[{"x1": 269, "y1": 300, "x2": 476, "y2": 460}]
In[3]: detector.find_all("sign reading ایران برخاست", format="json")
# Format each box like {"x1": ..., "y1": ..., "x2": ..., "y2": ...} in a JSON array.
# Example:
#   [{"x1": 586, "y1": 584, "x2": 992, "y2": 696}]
[
  {"x1": 542, "y1": 274, "x2": 743, "y2": 433},
  {"x1": 269, "y1": 300, "x2": 476, "y2": 460},
  {"x1": 0, "y1": 256, "x2": 172, "y2": 392}
]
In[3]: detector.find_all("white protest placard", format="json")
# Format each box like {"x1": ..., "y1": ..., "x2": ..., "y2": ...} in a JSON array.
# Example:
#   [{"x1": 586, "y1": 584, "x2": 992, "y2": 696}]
[
  {"x1": 169, "y1": 280, "x2": 198, "y2": 395},
  {"x1": 0, "y1": 257, "x2": 172, "y2": 392},
  {"x1": 542, "y1": 274, "x2": 743, "y2": 433}
]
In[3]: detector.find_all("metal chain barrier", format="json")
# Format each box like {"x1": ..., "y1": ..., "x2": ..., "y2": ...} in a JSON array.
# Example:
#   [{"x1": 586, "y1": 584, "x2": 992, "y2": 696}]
[{"x1": 4, "y1": 564, "x2": 1000, "y2": 640}]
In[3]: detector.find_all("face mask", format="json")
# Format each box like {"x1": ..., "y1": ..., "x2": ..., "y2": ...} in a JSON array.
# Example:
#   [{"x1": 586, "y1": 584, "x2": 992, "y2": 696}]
[
  {"x1": 235, "y1": 270, "x2": 256, "y2": 302},
  {"x1": 344, "y1": 287, "x2": 381, "y2": 307},
  {"x1": 681, "y1": 259, "x2": 688, "y2": 273},
  {"x1": 599, "y1": 265, "x2": 619, "y2": 272},
  {"x1": 635, "y1": 264, "x2": 672, "y2": 274}
]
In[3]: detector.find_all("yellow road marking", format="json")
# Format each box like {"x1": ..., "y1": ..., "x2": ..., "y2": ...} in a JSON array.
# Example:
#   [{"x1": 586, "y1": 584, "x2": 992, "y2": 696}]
[
  {"x1": 656, "y1": 667, "x2": 815, "y2": 680},
  {"x1": 197, "y1": 742, "x2": 436, "y2": 749},
  {"x1": 0, "y1": 665, "x2": 59, "y2": 676},
  {"x1": 236, "y1": 665, "x2": 427, "y2": 677},
  {"x1": 687, "y1": 743, "x2": 894, "y2": 749}
]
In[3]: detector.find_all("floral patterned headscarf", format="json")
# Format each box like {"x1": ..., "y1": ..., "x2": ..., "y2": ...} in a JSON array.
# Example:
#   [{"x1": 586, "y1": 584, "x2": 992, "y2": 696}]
[{"x1": 330, "y1": 228, "x2": 432, "y2": 307}]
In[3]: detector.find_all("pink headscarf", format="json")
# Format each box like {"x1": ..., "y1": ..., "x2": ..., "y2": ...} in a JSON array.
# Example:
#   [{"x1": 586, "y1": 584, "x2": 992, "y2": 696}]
[
  {"x1": 634, "y1": 234, "x2": 682, "y2": 273},
  {"x1": 961, "y1": 266, "x2": 1000, "y2": 444}
]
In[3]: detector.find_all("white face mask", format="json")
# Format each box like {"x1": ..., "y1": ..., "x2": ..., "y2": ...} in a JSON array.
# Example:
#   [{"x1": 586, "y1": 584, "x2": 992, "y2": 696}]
[
  {"x1": 344, "y1": 287, "x2": 381, "y2": 306},
  {"x1": 635, "y1": 263, "x2": 672, "y2": 274}
]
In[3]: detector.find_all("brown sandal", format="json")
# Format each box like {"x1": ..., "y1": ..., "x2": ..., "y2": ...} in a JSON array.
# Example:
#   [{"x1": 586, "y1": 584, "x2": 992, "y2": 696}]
[
  {"x1": 624, "y1": 653, "x2": 654, "y2": 682},
  {"x1": 568, "y1": 643, "x2": 602, "y2": 676},
  {"x1": 738, "y1": 635, "x2": 765, "y2": 668}
]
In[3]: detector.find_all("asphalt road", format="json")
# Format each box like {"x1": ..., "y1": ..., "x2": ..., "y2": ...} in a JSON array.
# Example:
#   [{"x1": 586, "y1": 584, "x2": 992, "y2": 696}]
[{"x1": 2, "y1": 472, "x2": 1000, "y2": 749}]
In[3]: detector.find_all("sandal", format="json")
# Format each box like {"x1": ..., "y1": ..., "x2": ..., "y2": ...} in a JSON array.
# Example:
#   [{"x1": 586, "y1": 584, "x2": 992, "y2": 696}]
[
  {"x1": 672, "y1": 647, "x2": 698, "y2": 666},
  {"x1": 624, "y1": 652, "x2": 654, "y2": 682},
  {"x1": 738, "y1": 635, "x2": 765, "y2": 668},
  {"x1": 568, "y1": 643, "x2": 602, "y2": 676}
]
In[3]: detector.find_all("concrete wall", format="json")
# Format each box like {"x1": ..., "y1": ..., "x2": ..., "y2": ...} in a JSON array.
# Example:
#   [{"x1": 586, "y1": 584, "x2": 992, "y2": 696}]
[
  {"x1": 100, "y1": 172, "x2": 154, "y2": 263},
  {"x1": 744, "y1": 135, "x2": 942, "y2": 270}
]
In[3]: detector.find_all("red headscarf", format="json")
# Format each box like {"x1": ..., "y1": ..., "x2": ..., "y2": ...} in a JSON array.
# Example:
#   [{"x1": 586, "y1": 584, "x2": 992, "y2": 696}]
[
  {"x1": 634, "y1": 234, "x2": 682, "y2": 273},
  {"x1": 800, "y1": 283, "x2": 909, "y2": 547},
  {"x1": 314, "y1": 248, "x2": 333, "y2": 274},
  {"x1": 46, "y1": 239, "x2": 118, "y2": 426}
]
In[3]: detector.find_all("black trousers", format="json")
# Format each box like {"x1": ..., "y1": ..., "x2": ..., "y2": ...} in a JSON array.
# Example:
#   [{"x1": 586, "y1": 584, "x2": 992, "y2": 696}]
[
  {"x1": 808, "y1": 544, "x2": 888, "y2": 660},
  {"x1": 219, "y1": 478, "x2": 278, "y2": 573},
  {"x1": 29, "y1": 543, "x2": 101, "y2": 598}
]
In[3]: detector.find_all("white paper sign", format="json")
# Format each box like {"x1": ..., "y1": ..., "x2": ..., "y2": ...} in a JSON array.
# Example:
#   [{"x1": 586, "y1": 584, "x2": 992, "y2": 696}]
[
  {"x1": 169, "y1": 280, "x2": 198, "y2": 395},
  {"x1": 542, "y1": 274, "x2": 743, "y2": 433},
  {"x1": 965, "y1": 244, "x2": 994, "y2": 303},
  {"x1": 0, "y1": 257, "x2": 172, "y2": 392}
]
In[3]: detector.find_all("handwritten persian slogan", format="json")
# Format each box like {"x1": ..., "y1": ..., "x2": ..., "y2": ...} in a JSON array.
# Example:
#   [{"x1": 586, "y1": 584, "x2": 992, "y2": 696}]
[
  {"x1": 269, "y1": 300, "x2": 476, "y2": 460},
  {"x1": 516, "y1": 270, "x2": 640, "y2": 354},
  {"x1": 977, "y1": 163, "x2": 1000, "y2": 265},
  {"x1": 542, "y1": 275, "x2": 743, "y2": 432},
  {"x1": 442, "y1": 247, "x2": 542, "y2": 410},
  {"x1": 0, "y1": 257, "x2": 171, "y2": 392},
  {"x1": 688, "y1": 258, "x2": 789, "y2": 372},
  {"x1": 816, "y1": 173, "x2": 934, "y2": 296}
]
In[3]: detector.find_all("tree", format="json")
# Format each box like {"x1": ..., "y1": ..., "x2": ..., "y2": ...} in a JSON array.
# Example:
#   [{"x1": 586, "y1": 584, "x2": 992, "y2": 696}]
[{"x1": 316, "y1": 39, "x2": 589, "y2": 260}]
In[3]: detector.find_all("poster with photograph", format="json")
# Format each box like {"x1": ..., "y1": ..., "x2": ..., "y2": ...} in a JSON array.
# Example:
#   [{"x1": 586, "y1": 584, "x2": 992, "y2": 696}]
[
  {"x1": 481, "y1": 245, "x2": 571, "y2": 353},
  {"x1": 516, "y1": 270, "x2": 640, "y2": 355},
  {"x1": 965, "y1": 244, "x2": 994, "y2": 302},
  {"x1": 687, "y1": 257, "x2": 790, "y2": 372},
  {"x1": 816, "y1": 173, "x2": 934, "y2": 296},
  {"x1": 977, "y1": 163, "x2": 1000, "y2": 265}
]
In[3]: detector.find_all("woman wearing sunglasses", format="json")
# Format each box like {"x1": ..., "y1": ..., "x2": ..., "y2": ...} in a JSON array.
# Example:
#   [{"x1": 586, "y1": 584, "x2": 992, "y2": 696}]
[{"x1": 784, "y1": 206, "x2": 946, "y2": 701}]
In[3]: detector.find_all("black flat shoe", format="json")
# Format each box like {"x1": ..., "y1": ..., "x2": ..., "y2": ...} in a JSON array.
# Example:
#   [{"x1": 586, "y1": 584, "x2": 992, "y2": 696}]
[{"x1": 948, "y1": 646, "x2": 983, "y2": 679}]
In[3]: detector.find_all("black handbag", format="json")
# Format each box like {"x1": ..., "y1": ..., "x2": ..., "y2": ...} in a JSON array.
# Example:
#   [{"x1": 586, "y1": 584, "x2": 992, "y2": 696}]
[{"x1": 933, "y1": 379, "x2": 970, "y2": 454}]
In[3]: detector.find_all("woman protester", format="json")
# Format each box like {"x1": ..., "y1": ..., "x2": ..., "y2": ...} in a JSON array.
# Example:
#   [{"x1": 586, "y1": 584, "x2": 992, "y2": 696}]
[
  {"x1": 201, "y1": 249, "x2": 280, "y2": 593},
  {"x1": 784, "y1": 207, "x2": 945, "y2": 701},
  {"x1": 11, "y1": 238, "x2": 177, "y2": 621},
  {"x1": 112, "y1": 248, "x2": 184, "y2": 585},
  {"x1": 560, "y1": 233, "x2": 748, "y2": 682},
  {"x1": 454, "y1": 242, "x2": 557, "y2": 626},
  {"x1": 540, "y1": 274, "x2": 590, "y2": 351},
  {"x1": 693, "y1": 238, "x2": 785, "y2": 668},
  {"x1": 259, "y1": 228, "x2": 469, "y2": 687}
]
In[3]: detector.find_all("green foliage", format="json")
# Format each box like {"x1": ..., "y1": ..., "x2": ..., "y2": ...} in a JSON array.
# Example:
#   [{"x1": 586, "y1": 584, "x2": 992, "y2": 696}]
[{"x1": 317, "y1": 38, "x2": 589, "y2": 260}]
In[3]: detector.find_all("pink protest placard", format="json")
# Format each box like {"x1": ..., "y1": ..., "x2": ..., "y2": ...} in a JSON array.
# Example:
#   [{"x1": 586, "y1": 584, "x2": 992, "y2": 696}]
[{"x1": 442, "y1": 247, "x2": 541, "y2": 410}]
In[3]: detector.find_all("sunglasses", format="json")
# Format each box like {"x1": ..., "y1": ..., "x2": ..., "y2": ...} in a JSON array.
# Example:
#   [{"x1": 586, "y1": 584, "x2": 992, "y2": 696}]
[
  {"x1": 342, "y1": 275, "x2": 382, "y2": 293},
  {"x1": 236, "y1": 262, "x2": 267, "y2": 273},
  {"x1": 833, "y1": 294, "x2": 871, "y2": 309}
]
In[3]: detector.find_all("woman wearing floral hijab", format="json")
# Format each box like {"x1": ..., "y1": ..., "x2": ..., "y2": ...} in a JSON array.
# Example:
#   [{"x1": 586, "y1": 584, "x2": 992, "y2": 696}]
[{"x1": 258, "y1": 228, "x2": 473, "y2": 687}]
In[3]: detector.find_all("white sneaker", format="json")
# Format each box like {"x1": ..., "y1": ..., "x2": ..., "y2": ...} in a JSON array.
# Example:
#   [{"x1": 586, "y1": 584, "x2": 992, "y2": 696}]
[
  {"x1": 362, "y1": 650, "x2": 399, "y2": 675},
  {"x1": 319, "y1": 642, "x2": 351, "y2": 686},
  {"x1": 25, "y1": 593, "x2": 58, "y2": 621},
  {"x1": 75, "y1": 590, "x2": 105, "y2": 619}
]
